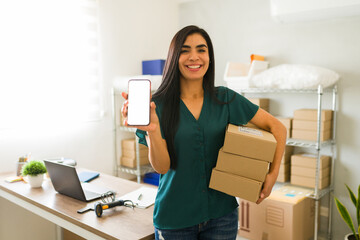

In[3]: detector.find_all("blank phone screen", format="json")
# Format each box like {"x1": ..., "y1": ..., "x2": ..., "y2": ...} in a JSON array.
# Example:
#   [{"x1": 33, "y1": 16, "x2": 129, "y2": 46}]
[{"x1": 127, "y1": 79, "x2": 151, "y2": 126}]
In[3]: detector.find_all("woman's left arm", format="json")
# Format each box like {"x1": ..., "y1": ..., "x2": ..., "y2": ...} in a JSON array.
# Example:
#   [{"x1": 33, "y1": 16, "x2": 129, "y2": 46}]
[{"x1": 249, "y1": 108, "x2": 287, "y2": 204}]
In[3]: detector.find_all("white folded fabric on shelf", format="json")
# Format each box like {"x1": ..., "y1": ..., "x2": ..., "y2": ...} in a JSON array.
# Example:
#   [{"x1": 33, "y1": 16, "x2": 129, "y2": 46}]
[{"x1": 250, "y1": 64, "x2": 340, "y2": 89}]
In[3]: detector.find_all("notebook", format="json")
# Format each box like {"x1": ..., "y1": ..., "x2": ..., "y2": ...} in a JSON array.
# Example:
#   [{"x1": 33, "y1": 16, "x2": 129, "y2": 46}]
[
  {"x1": 78, "y1": 171, "x2": 99, "y2": 182},
  {"x1": 44, "y1": 160, "x2": 112, "y2": 202}
]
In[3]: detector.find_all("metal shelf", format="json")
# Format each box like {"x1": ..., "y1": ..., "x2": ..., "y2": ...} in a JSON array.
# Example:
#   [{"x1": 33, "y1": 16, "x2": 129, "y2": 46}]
[
  {"x1": 117, "y1": 126, "x2": 137, "y2": 133},
  {"x1": 117, "y1": 164, "x2": 154, "y2": 175},
  {"x1": 236, "y1": 86, "x2": 336, "y2": 94},
  {"x1": 238, "y1": 85, "x2": 338, "y2": 240},
  {"x1": 286, "y1": 138, "x2": 335, "y2": 149}
]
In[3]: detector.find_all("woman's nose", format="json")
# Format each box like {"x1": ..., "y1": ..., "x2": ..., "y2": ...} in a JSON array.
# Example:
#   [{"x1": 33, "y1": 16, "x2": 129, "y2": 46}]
[{"x1": 189, "y1": 51, "x2": 199, "y2": 61}]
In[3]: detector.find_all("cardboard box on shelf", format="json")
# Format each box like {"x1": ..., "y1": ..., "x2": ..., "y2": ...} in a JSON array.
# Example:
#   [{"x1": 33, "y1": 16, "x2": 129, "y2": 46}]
[
  {"x1": 120, "y1": 155, "x2": 149, "y2": 168},
  {"x1": 216, "y1": 148, "x2": 269, "y2": 182},
  {"x1": 277, "y1": 170, "x2": 290, "y2": 182},
  {"x1": 293, "y1": 109, "x2": 333, "y2": 121},
  {"x1": 291, "y1": 154, "x2": 331, "y2": 169},
  {"x1": 121, "y1": 139, "x2": 148, "y2": 151},
  {"x1": 291, "y1": 166, "x2": 330, "y2": 179},
  {"x1": 292, "y1": 119, "x2": 332, "y2": 131},
  {"x1": 291, "y1": 129, "x2": 331, "y2": 141},
  {"x1": 281, "y1": 146, "x2": 294, "y2": 164},
  {"x1": 122, "y1": 148, "x2": 148, "y2": 158},
  {"x1": 279, "y1": 162, "x2": 289, "y2": 174},
  {"x1": 209, "y1": 169, "x2": 262, "y2": 202},
  {"x1": 223, "y1": 124, "x2": 277, "y2": 162},
  {"x1": 291, "y1": 175, "x2": 330, "y2": 189},
  {"x1": 238, "y1": 186, "x2": 315, "y2": 240},
  {"x1": 276, "y1": 117, "x2": 293, "y2": 129},
  {"x1": 248, "y1": 98, "x2": 269, "y2": 108}
]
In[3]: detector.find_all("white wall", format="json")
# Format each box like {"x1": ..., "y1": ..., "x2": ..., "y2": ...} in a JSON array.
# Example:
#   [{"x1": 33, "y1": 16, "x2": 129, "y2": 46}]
[
  {"x1": 0, "y1": 1, "x2": 178, "y2": 239},
  {"x1": 179, "y1": 0, "x2": 360, "y2": 239}
]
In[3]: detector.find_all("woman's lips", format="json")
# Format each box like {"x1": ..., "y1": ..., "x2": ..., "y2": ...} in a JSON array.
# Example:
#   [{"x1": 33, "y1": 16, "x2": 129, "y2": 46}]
[{"x1": 186, "y1": 65, "x2": 201, "y2": 71}]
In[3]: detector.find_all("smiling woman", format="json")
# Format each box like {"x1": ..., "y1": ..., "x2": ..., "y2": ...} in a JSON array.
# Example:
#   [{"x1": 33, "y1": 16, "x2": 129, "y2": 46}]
[{"x1": 0, "y1": 0, "x2": 103, "y2": 129}]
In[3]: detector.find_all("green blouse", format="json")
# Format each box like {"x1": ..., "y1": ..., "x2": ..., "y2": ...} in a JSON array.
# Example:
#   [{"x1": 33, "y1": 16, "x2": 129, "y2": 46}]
[{"x1": 136, "y1": 86, "x2": 259, "y2": 230}]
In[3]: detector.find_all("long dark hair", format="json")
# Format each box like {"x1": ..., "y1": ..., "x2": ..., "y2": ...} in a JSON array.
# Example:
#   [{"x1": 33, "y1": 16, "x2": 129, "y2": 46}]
[{"x1": 152, "y1": 25, "x2": 216, "y2": 169}]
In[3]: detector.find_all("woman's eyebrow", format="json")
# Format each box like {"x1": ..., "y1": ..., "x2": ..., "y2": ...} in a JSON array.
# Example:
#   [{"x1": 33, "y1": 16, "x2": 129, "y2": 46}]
[{"x1": 181, "y1": 44, "x2": 208, "y2": 49}]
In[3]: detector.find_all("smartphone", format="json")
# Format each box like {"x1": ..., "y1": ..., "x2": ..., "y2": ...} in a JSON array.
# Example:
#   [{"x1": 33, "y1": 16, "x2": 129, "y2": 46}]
[{"x1": 127, "y1": 79, "x2": 151, "y2": 126}]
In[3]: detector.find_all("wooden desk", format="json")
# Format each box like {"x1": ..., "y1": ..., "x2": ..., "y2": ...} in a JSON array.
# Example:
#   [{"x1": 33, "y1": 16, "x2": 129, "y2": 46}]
[{"x1": 0, "y1": 171, "x2": 155, "y2": 240}]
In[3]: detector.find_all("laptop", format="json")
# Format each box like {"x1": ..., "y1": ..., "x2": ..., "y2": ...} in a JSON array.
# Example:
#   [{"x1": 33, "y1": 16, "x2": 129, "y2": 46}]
[{"x1": 44, "y1": 160, "x2": 113, "y2": 202}]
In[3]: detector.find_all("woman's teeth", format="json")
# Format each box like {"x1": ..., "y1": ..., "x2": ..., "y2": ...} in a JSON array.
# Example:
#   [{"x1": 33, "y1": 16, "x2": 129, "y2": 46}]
[{"x1": 188, "y1": 65, "x2": 201, "y2": 69}]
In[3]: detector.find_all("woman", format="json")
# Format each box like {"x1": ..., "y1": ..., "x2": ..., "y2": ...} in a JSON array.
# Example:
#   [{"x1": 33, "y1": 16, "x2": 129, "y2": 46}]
[{"x1": 122, "y1": 25, "x2": 287, "y2": 240}]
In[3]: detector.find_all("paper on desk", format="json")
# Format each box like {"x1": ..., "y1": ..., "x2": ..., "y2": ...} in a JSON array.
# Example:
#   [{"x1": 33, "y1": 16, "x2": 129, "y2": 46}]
[{"x1": 119, "y1": 186, "x2": 157, "y2": 209}]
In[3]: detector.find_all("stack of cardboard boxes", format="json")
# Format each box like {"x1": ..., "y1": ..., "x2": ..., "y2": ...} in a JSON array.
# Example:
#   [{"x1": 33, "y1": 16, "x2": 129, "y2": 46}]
[
  {"x1": 277, "y1": 146, "x2": 294, "y2": 182},
  {"x1": 276, "y1": 116, "x2": 292, "y2": 139},
  {"x1": 238, "y1": 185, "x2": 315, "y2": 240},
  {"x1": 291, "y1": 153, "x2": 331, "y2": 189},
  {"x1": 248, "y1": 98, "x2": 269, "y2": 112},
  {"x1": 209, "y1": 124, "x2": 277, "y2": 202},
  {"x1": 292, "y1": 109, "x2": 333, "y2": 141},
  {"x1": 120, "y1": 139, "x2": 149, "y2": 168}
]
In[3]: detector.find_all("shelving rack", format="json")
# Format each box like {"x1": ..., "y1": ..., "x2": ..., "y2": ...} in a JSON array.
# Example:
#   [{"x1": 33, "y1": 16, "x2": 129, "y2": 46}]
[
  {"x1": 238, "y1": 85, "x2": 338, "y2": 240},
  {"x1": 111, "y1": 88, "x2": 154, "y2": 183}
]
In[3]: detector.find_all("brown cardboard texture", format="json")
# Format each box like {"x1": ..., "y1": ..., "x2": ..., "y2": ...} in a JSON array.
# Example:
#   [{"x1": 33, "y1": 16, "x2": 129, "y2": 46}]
[
  {"x1": 276, "y1": 116, "x2": 293, "y2": 129},
  {"x1": 216, "y1": 148, "x2": 269, "y2": 182},
  {"x1": 294, "y1": 109, "x2": 333, "y2": 121},
  {"x1": 209, "y1": 169, "x2": 262, "y2": 202},
  {"x1": 279, "y1": 162, "x2": 289, "y2": 174},
  {"x1": 291, "y1": 175, "x2": 330, "y2": 189},
  {"x1": 122, "y1": 148, "x2": 148, "y2": 158},
  {"x1": 238, "y1": 186, "x2": 315, "y2": 240},
  {"x1": 277, "y1": 171, "x2": 290, "y2": 182},
  {"x1": 223, "y1": 124, "x2": 277, "y2": 162},
  {"x1": 281, "y1": 146, "x2": 294, "y2": 164},
  {"x1": 121, "y1": 139, "x2": 147, "y2": 150},
  {"x1": 291, "y1": 166, "x2": 330, "y2": 179},
  {"x1": 291, "y1": 154, "x2": 331, "y2": 169},
  {"x1": 293, "y1": 119, "x2": 332, "y2": 131},
  {"x1": 120, "y1": 156, "x2": 149, "y2": 168},
  {"x1": 292, "y1": 129, "x2": 331, "y2": 141},
  {"x1": 248, "y1": 98, "x2": 269, "y2": 108}
]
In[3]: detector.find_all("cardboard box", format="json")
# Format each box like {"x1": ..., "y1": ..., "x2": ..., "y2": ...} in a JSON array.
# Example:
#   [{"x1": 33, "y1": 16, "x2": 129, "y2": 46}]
[
  {"x1": 122, "y1": 148, "x2": 148, "y2": 158},
  {"x1": 244, "y1": 122, "x2": 259, "y2": 129},
  {"x1": 216, "y1": 148, "x2": 269, "y2": 182},
  {"x1": 209, "y1": 169, "x2": 262, "y2": 202},
  {"x1": 223, "y1": 124, "x2": 277, "y2": 162},
  {"x1": 291, "y1": 154, "x2": 331, "y2": 169},
  {"x1": 122, "y1": 139, "x2": 147, "y2": 151},
  {"x1": 120, "y1": 155, "x2": 149, "y2": 168},
  {"x1": 293, "y1": 119, "x2": 332, "y2": 131},
  {"x1": 291, "y1": 129, "x2": 331, "y2": 141},
  {"x1": 238, "y1": 186, "x2": 315, "y2": 240},
  {"x1": 277, "y1": 170, "x2": 290, "y2": 182},
  {"x1": 142, "y1": 59, "x2": 165, "y2": 75},
  {"x1": 291, "y1": 166, "x2": 330, "y2": 179},
  {"x1": 279, "y1": 162, "x2": 289, "y2": 174},
  {"x1": 291, "y1": 175, "x2": 330, "y2": 189},
  {"x1": 276, "y1": 117, "x2": 293, "y2": 129},
  {"x1": 248, "y1": 98, "x2": 269, "y2": 108},
  {"x1": 293, "y1": 109, "x2": 333, "y2": 121},
  {"x1": 281, "y1": 146, "x2": 294, "y2": 164}
]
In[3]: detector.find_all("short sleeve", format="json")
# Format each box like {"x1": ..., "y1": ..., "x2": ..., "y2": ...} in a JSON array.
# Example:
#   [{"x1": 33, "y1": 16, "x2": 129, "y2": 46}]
[
  {"x1": 225, "y1": 87, "x2": 259, "y2": 125},
  {"x1": 135, "y1": 129, "x2": 148, "y2": 147}
]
